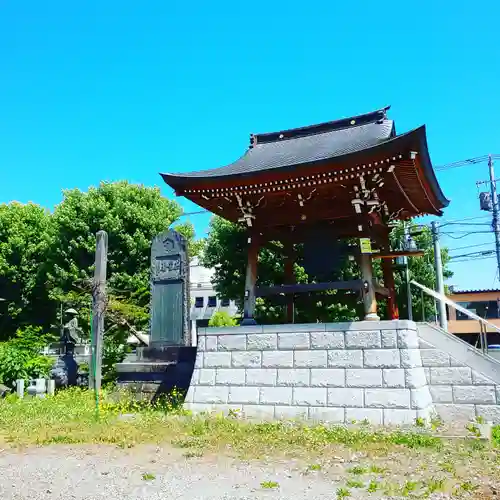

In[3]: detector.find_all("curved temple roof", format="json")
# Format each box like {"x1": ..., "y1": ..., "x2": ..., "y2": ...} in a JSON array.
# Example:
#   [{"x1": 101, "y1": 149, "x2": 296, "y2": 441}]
[
  {"x1": 162, "y1": 107, "x2": 395, "y2": 182},
  {"x1": 161, "y1": 107, "x2": 449, "y2": 219}
]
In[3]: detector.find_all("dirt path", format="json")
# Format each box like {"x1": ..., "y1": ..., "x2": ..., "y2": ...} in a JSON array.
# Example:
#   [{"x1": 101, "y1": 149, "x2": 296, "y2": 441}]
[
  {"x1": 0, "y1": 443, "x2": 497, "y2": 499},
  {"x1": 0, "y1": 445, "x2": 338, "y2": 500}
]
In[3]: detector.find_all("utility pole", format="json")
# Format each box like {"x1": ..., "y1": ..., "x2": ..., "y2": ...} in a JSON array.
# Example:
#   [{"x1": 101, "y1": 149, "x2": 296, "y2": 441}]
[
  {"x1": 403, "y1": 224, "x2": 413, "y2": 321},
  {"x1": 431, "y1": 221, "x2": 448, "y2": 331},
  {"x1": 489, "y1": 155, "x2": 500, "y2": 279}
]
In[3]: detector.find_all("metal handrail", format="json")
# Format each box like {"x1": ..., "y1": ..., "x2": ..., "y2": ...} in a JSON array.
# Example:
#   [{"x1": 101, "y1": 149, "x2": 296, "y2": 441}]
[{"x1": 410, "y1": 280, "x2": 500, "y2": 354}]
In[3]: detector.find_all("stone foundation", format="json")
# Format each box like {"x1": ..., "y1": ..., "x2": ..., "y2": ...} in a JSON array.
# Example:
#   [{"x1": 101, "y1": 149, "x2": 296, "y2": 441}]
[
  {"x1": 116, "y1": 346, "x2": 197, "y2": 400},
  {"x1": 184, "y1": 321, "x2": 500, "y2": 424}
]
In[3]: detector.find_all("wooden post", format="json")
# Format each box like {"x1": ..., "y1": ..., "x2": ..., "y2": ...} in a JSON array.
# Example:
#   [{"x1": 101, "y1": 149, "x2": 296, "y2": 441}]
[
  {"x1": 360, "y1": 252, "x2": 379, "y2": 321},
  {"x1": 382, "y1": 258, "x2": 399, "y2": 320},
  {"x1": 284, "y1": 248, "x2": 295, "y2": 324},
  {"x1": 241, "y1": 232, "x2": 259, "y2": 326},
  {"x1": 89, "y1": 230, "x2": 108, "y2": 392}
]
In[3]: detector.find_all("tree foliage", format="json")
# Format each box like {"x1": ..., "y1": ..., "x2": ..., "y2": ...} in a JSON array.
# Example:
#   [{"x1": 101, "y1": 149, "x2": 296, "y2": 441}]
[
  {"x1": 0, "y1": 182, "x2": 202, "y2": 342},
  {"x1": 0, "y1": 326, "x2": 55, "y2": 387},
  {"x1": 202, "y1": 217, "x2": 452, "y2": 324},
  {"x1": 0, "y1": 203, "x2": 53, "y2": 339},
  {"x1": 208, "y1": 311, "x2": 238, "y2": 327}
]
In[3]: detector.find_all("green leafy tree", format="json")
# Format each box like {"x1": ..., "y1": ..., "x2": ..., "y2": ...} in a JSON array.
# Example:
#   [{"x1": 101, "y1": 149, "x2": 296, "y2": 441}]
[
  {"x1": 208, "y1": 311, "x2": 238, "y2": 327},
  {"x1": 0, "y1": 326, "x2": 55, "y2": 387},
  {"x1": 0, "y1": 203, "x2": 53, "y2": 340},
  {"x1": 47, "y1": 181, "x2": 201, "y2": 333},
  {"x1": 202, "y1": 217, "x2": 452, "y2": 323},
  {"x1": 387, "y1": 221, "x2": 452, "y2": 322}
]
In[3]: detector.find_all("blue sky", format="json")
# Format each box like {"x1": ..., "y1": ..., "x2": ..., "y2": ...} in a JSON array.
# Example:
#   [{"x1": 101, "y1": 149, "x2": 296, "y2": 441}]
[{"x1": 1, "y1": 0, "x2": 499, "y2": 290}]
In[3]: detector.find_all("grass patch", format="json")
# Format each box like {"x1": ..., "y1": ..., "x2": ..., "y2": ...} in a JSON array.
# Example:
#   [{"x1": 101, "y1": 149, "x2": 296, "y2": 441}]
[
  {"x1": 307, "y1": 463, "x2": 321, "y2": 471},
  {"x1": 424, "y1": 477, "x2": 446, "y2": 494},
  {"x1": 367, "y1": 480, "x2": 379, "y2": 492},
  {"x1": 141, "y1": 473, "x2": 156, "y2": 481},
  {"x1": 260, "y1": 481, "x2": 279, "y2": 489},
  {"x1": 401, "y1": 480, "x2": 418, "y2": 496},
  {"x1": 0, "y1": 389, "x2": 447, "y2": 458},
  {"x1": 368, "y1": 464, "x2": 386, "y2": 474},
  {"x1": 347, "y1": 465, "x2": 367, "y2": 475},
  {"x1": 336, "y1": 487, "x2": 351, "y2": 499},
  {"x1": 183, "y1": 450, "x2": 204, "y2": 458},
  {"x1": 346, "y1": 479, "x2": 364, "y2": 488}
]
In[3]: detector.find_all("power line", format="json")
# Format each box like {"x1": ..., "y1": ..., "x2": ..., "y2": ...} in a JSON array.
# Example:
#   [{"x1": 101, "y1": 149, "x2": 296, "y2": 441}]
[
  {"x1": 449, "y1": 250, "x2": 495, "y2": 260},
  {"x1": 440, "y1": 214, "x2": 491, "y2": 224},
  {"x1": 435, "y1": 154, "x2": 500, "y2": 172},
  {"x1": 492, "y1": 269, "x2": 499, "y2": 289},
  {"x1": 441, "y1": 231, "x2": 493, "y2": 239},
  {"x1": 449, "y1": 255, "x2": 496, "y2": 264},
  {"x1": 441, "y1": 222, "x2": 491, "y2": 228},
  {"x1": 180, "y1": 210, "x2": 209, "y2": 217},
  {"x1": 449, "y1": 242, "x2": 495, "y2": 252}
]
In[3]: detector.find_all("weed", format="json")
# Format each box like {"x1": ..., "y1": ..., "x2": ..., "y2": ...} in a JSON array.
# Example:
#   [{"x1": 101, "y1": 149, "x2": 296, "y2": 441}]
[
  {"x1": 468, "y1": 439, "x2": 486, "y2": 451},
  {"x1": 260, "y1": 481, "x2": 279, "y2": 489},
  {"x1": 307, "y1": 464, "x2": 321, "y2": 471},
  {"x1": 336, "y1": 487, "x2": 351, "y2": 499},
  {"x1": 458, "y1": 480, "x2": 478, "y2": 492},
  {"x1": 183, "y1": 450, "x2": 203, "y2": 458},
  {"x1": 142, "y1": 473, "x2": 156, "y2": 481},
  {"x1": 361, "y1": 418, "x2": 370, "y2": 425},
  {"x1": 430, "y1": 416, "x2": 443, "y2": 430},
  {"x1": 476, "y1": 415, "x2": 485, "y2": 424},
  {"x1": 367, "y1": 480, "x2": 379, "y2": 492},
  {"x1": 415, "y1": 417, "x2": 426, "y2": 428},
  {"x1": 369, "y1": 464, "x2": 386, "y2": 474},
  {"x1": 382, "y1": 482, "x2": 399, "y2": 496},
  {"x1": 347, "y1": 465, "x2": 367, "y2": 475},
  {"x1": 171, "y1": 437, "x2": 206, "y2": 449},
  {"x1": 424, "y1": 477, "x2": 446, "y2": 494},
  {"x1": 346, "y1": 479, "x2": 364, "y2": 488},
  {"x1": 401, "y1": 480, "x2": 418, "y2": 496},
  {"x1": 466, "y1": 423, "x2": 481, "y2": 437},
  {"x1": 439, "y1": 460, "x2": 455, "y2": 473}
]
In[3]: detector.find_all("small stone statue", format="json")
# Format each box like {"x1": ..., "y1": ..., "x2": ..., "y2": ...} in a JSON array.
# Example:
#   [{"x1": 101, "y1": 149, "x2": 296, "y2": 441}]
[
  {"x1": 51, "y1": 308, "x2": 82, "y2": 388},
  {"x1": 61, "y1": 308, "x2": 83, "y2": 354}
]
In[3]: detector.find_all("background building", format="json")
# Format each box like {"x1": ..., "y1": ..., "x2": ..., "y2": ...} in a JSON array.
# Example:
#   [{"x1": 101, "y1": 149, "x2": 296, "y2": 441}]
[
  {"x1": 189, "y1": 257, "x2": 238, "y2": 344},
  {"x1": 446, "y1": 288, "x2": 500, "y2": 346}
]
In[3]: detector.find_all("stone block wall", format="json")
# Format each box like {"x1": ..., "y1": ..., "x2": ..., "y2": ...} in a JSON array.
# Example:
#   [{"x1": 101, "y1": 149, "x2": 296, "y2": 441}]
[
  {"x1": 419, "y1": 337, "x2": 500, "y2": 423},
  {"x1": 185, "y1": 321, "x2": 437, "y2": 425}
]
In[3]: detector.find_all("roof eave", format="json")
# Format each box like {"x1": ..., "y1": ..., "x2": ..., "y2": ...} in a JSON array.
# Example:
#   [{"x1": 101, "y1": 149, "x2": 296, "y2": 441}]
[{"x1": 161, "y1": 126, "x2": 449, "y2": 211}]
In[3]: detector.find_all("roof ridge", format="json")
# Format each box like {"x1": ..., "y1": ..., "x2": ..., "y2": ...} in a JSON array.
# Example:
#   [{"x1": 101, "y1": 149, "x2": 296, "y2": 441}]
[{"x1": 250, "y1": 106, "x2": 391, "y2": 147}]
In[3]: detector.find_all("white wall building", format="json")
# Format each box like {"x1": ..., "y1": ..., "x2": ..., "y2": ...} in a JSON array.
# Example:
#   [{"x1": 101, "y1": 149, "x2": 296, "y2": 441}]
[{"x1": 189, "y1": 257, "x2": 238, "y2": 344}]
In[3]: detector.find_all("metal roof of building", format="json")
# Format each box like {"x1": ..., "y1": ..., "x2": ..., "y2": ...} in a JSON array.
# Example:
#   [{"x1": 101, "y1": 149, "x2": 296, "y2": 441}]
[{"x1": 449, "y1": 289, "x2": 500, "y2": 295}]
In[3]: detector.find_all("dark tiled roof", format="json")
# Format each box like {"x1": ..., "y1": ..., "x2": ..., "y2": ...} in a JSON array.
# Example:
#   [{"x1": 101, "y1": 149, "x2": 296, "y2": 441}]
[
  {"x1": 162, "y1": 108, "x2": 395, "y2": 180},
  {"x1": 450, "y1": 289, "x2": 500, "y2": 295}
]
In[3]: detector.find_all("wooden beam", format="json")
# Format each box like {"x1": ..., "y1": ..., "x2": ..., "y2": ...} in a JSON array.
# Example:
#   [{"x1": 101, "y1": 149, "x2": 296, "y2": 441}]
[
  {"x1": 284, "y1": 241, "x2": 295, "y2": 323},
  {"x1": 255, "y1": 280, "x2": 365, "y2": 297},
  {"x1": 241, "y1": 232, "x2": 260, "y2": 325},
  {"x1": 359, "y1": 249, "x2": 379, "y2": 320},
  {"x1": 373, "y1": 281, "x2": 390, "y2": 297}
]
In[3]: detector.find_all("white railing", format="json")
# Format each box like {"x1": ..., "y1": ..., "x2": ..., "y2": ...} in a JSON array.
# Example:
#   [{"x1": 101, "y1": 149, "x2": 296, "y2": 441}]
[{"x1": 410, "y1": 280, "x2": 500, "y2": 355}]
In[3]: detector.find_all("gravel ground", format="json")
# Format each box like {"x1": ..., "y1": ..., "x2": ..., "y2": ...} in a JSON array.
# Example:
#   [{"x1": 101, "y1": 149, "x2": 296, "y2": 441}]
[
  {"x1": 0, "y1": 445, "x2": 339, "y2": 500},
  {"x1": 0, "y1": 443, "x2": 496, "y2": 499}
]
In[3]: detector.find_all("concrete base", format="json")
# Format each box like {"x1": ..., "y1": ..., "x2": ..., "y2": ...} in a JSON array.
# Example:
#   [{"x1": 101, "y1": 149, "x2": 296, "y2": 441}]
[
  {"x1": 185, "y1": 320, "x2": 500, "y2": 425},
  {"x1": 116, "y1": 345, "x2": 196, "y2": 402}
]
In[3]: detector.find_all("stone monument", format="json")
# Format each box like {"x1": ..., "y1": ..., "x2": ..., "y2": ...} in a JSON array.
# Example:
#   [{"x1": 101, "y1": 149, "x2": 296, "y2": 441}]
[{"x1": 116, "y1": 229, "x2": 196, "y2": 400}]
